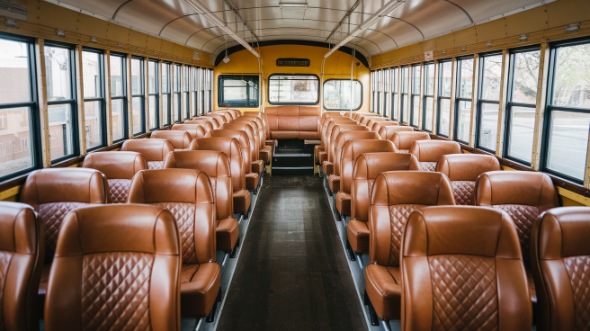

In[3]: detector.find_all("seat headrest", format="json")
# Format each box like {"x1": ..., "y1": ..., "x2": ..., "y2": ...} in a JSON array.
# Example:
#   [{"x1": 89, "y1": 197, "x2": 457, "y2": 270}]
[
  {"x1": 371, "y1": 171, "x2": 455, "y2": 206},
  {"x1": 83, "y1": 151, "x2": 147, "y2": 179},
  {"x1": 476, "y1": 170, "x2": 558, "y2": 208},
  {"x1": 536, "y1": 206, "x2": 590, "y2": 259},
  {"x1": 436, "y1": 154, "x2": 500, "y2": 181}
]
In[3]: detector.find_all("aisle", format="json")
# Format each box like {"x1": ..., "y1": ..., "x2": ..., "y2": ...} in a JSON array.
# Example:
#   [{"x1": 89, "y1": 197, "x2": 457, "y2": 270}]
[{"x1": 217, "y1": 175, "x2": 367, "y2": 331}]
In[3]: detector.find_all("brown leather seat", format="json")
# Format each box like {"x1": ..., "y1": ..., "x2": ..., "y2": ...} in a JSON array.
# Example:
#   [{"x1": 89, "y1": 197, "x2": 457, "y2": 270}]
[
  {"x1": 203, "y1": 114, "x2": 225, "y2": 128},
  {"x1": 44, "y1": 204, "x2": 181, "y2": 330},
  {"x1": 401, "y1": 206, "x2": 531, "y2": 331},
  {"x1": 128, "y1": 169, "x2": 221, "y2": 318},
  {"x1": 476, "y1": 170, "x2": 559, "y2": 305},
  {"x1": 366, "y1": 118, "x2": 393, "y2": 132},
  {"x1": 328, "y1": 131, "x2": 381, "y2": 193},
  {"x1": 223, "y1": 122, "x2": 265, "y2": 176},
  {"x1": 151, "y1": 130, "x2": 194, "y2": 150},
  {"x1": 390, "y1": 131, "x2": 430, "y2": 153},
  {"x1": 207, "y1": 112, "x2": 231, "y2": 124},
  {"x1": 82, "y1": 151, "x2": 148, "y2": 203},
  {"x1": 436, "y1": 154, "x2": 500, "y2": 205},
  {"x1": 0, "y1": 202, "x2": 44, "y2": 331},
  {"x1": 234, "y1": 116, "x2": 272, "y2": 164},
  {"x1": 195, "y1": 137, "x2": 251, "y2": 215},
  {"x1": 358, "y1": 113, "x2": 380, "y2": 125},
  {"x1": 170, "y1": 123, "x2": 208, "y2": 140},
  {"x1": 185, "y1": 118, "x2": 215, "y2": 133},
  {"x1": 410, "y1": 139, "x2": 462, "y2": 171},
  {"x1": 346, "y1": 152, "x2": 420, "y2": 256},
  {"x1": 531, "y1": 207, "x2": 590, "y2": 331},
  {"x1": 365, "y1": 171, "x2": 454, "y2": 322},
  {"x1": 121, "y1": 138, "x2": 174, "y2": 170},
  {"x1": 208, "y1": 129, "x2": 259, "y2": 191},
  {"x1": 164, "y1": 150, "x2": 239, "y2": 255},
  {"x1": 379, "y1": 125, "x2": 413, "y2": 141},
  {"x1": 372, "y1": 121, "x2": 399, "y2": 134},
  {"x1": 316, "y1": 117, "x2": 357, "y2": 166},
  {"x1": 335, "y1": 139, "x2": 396, "y2": 217},
  {"x1": 19, "y1": 168, "x2": 108, "y2": 307},
  {"x1": 323, "y1": 124, "x2": 369, "y2": 176}
]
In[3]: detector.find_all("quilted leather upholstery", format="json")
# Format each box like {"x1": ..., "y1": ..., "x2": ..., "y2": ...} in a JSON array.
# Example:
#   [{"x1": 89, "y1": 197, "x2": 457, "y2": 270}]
[
  {"x1": 365, "y1": 171, "x2": 455, "y2": 321},
  {"x1": 429, "y1": 255, "x2": 498, "y2": 330},
  {"x1": 401, "y1": 206, "x2": 531, "y2": 331},
  {"x1": 410, "y1": 140, "x2": 462, "y2": 172},
  {"x1": 121, "y1": 138, "x2": 173, "y2": 170},
  {"x1": 154, "y1": 202, "x2": 197, "y2": 264},
  {"x1": 451, "y1": 181, "x2": 475, "y2": 205},
  {"x1": 82, "y1": 151, "x2": 147, "y2": 203},
  {"x1": 437, "y1": 154, "x2": 500, "y2": 206},
  {"x1": 44, "y1": 204, "x2": 181, "y2": 331},
  {"x1": 108, "y1": 179, "x2": 131, "y2": 203},
  {"x1": 127, "y1": 168, "x2": 221, "y2": 318},
  {"x1": 164, "y1": 150, "x2": 239, "y2": 252},
  {"x1": 496, "y1": 204, "x2": 539, "y2": 265},
  {"x1": 82, "y1": 252, "x2": 153, "y2": 329},
  {"x1": 39, "y1": 202, "x2": 87, "y2": 260},
  {"x1": 0, "y1": 201, "x2": 44, "y2": 331},
  {"x1": 531, "y1": 206, "x2": 590, "y2": 331}
]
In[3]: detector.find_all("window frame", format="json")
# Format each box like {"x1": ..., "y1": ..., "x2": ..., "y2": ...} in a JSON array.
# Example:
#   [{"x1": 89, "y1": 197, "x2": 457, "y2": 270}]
[
  {"x1": 81, "y1": 47, "x2": 106, "y2": 151},
  {"x1": 0, "y1": 33, "x2": 41, "y2": 180},
  {"x1": 267, "y1": 73, "x2": 320, "y2": 105},
  {"x1": 453, "y1": 56, "x2": 475, "y2": 144},
  {"x1": 322, "y1": 78, "x2": 363, "y2": 111},
  {"x1": 45, "y1": 42, "x2": 79, "y2": 163},
  {"x1": 218, "y1": 74, "x2": 260, "y2": 108},
  {"x1": 390, "y1": 67, "x2": 399, "y2": 121},
  {"x1": 109, "y1": 52, "x2": 128, "y2": 142},
  {"x1": 541, "y1": 38, "x2": 590, "y2": 184},
  {"x1": 161, "y1": 62, "x2": 172, "y2": 125},
  {"x1": 410, "y1": 64, "x2": 421, "y2": 127},
  {"x1": 475, "y1": 52, "x2": 503, "y2": 153},
  {"x1": 131, "y1": 56, "x2": 146, "y2": 136},
  {"x1": 422, "y1": 62, "x2": 435, "y2": 132},
  {"x1": 147, "y1": 59, "x2": 160, "y2": 130},
  {"x1": 436, "y1": 60, "x2": 453, "y2": 137}
]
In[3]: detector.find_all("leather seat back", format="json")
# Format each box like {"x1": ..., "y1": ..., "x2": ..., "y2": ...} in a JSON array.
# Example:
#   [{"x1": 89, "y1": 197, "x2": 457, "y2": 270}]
[
  {"x1": 194, "y1": 137, "x2": 247, "y2": 194},
  {"x1": 380, "y1": 125, "x2": 414, "y2": 141},
  {"x1": 185, "y1": 119, "x2": 214, "y2": 133},
  {"x1": 340, "y1": 140, "x2": 397, "y2": 195},
  {"x1": 121, "y1": 138, "x2": 174, "y2": 169},
  {"x1": 82, "y1": 151, "x2": 147, "y2": 203},
  {"x1": 332, "y1": 131, "x2": 381, "y2": 177},
  {"x1": 151, "y1": 130, "x2": 194, "y2": 150},
  {"x1": 0, "y1": 202, "x2": 44, "y2": 331},
  {"x1": 390, "y1": 131, "x2": 430, "y2": 152},
  {"x1": 207, "y1": 129, "x2": 252, "y2": 176},
  {"x1": 369, "y1": 171, "x2": 454, "y2": 267},
  {"x1": 170, "y1": 123, "x2": 207, "y2": 140},
  {"x1": 327, "y1": 125, "x2": 370, "y2": 164},
  {"x1": 410, "y1": 140, "x2": 462, "y2": 171},
  {"x1": 234, "y1": 117, "x2": 265, "y2": 151},
  {"x1": 359, "y1": 113, "x2": 380, "y2": 125},
  {"x1": 401, "y1": 206, "x2": 531, "y2": 331},
  {"x1": 128, "y1": 168, "x2": 216, "y2": 265},
  {"x1": 203, "y1": 114, "x2": 225, "y2": 128},
  {"x1": 373, "y1": 121, "x2": 399, "y2": 134},
  {"x1": 44, "y1": 204, "x2": 181, "y2": 330},
  {"x1": 531, "y1": 206, "x2": 590, "y2": 331},
  {"x1": 476, "y1": 170, "x2": 559, "y2": 268},
  {"x1": 366, "y1": 118, "x2": 392, "y2": 132},
  {"x1": 164, "y1": 150, "x2": 233, "y2": 221},
  {"x1": 20, "y1": 168, "x2": 108, "y2": 263},
  {"x1": 352, "y1": 153, "x2": 420, "y2": 222},
  {"x1": 436, "y1": 154, "x2": 500, "y2": 205}
]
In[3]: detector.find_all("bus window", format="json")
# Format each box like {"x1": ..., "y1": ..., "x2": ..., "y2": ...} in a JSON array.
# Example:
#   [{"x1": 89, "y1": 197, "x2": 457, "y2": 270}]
[
  {"x1": 218, "y1": 75, "x2": 260, "y2": 108},
  {"x1": 323, "y1": 79, "x2": 361, "y2": 111},
  {"x1": 476, "y1": 53, "x2": 502, "y2": 152},
  {"x1": 268, "y1": 74, "x2": 319, "y2": 105},
  {"x1": 544, "y1": 40, "x2": 590, "y2": 182}
]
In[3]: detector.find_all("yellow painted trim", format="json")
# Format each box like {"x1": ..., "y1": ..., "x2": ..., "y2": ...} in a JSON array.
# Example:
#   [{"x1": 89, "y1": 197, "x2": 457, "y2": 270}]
[
  {"x1": 557, "y1": 187, "x2": 590, "y2": 206},
  {"x1": 0, "y1": 186, "x2": 21, "y2": 201}
]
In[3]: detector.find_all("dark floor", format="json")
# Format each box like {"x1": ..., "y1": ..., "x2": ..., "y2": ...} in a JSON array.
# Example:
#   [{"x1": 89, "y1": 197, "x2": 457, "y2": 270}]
[{"x1": 217, "y1": 175, "x2": 367, "y2": 331}]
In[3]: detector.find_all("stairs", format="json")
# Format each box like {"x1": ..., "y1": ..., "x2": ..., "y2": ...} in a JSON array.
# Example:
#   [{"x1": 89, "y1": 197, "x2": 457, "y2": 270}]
[{"x1": 271, "y1": 140, "x2": 316, "y2": 176}]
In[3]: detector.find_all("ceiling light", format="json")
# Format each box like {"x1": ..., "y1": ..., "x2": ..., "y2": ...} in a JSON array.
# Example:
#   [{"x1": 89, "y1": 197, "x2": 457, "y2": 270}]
[
  {"x1": 565, "y1": 23, "x2": 580, "y2": 33},
  {"x1": 223, "y1": 55, "x2": 230, "y2": 63},
  {"x1": 279, "y1": 2, "x2": 308, "y2": 8},
  {"x1": 518, "y1": 34, "x2": 528, "y2": 42}
]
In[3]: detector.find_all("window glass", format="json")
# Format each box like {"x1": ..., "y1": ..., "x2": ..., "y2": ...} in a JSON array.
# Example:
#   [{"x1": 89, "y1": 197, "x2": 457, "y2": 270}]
[
  {"x1": 477, "y1": 54, "x2": 502, "y2": 152},
  {"x1": 423, "y1": 63, "x2": 434, "y2": 131},
  {"x1": 324, "y1": 80, "x2": 362, "y2": 110},
  {"x1": 546, "y1": 111, "x2": 590, "y2": 180},
  {"x1": 457, "y1": 57, "x2": 474, "y2": 98},
  {"x1": 544, "y1": 41, "x2": 590, "y2": 182},
  {"x1": 148, "y1": 60, "x2": 159, "y2": 129},
  {"x1": 268, "y1": 74, "x2": 319, "y2": 104},
  {"x1": 411, "y1": 65, "x2": 421, "y2": 126},
  {"x1": 437, "y1": 60, "x2": 452, "y2": 137},
  {"x1": 110, "y1": 54, "x2": 127, "y2": 140},
  {"x1": 218, "y1": 75, "x2": 260, "y2": 107},
  {"x1": 455, "y1": 100, "x2": 471, "y2": 142},
  {"x1": 505, "y1": 49, "x2": 540, "y2": 164},
  {"x1": 46, "y1": 45, "x2": 77, "y2": 161},
  {"x1": 82, "y1": 50, "x2": 104, "y2": 150},
  {"x1": 400, "y1": 66, "x2": 409, "y2": 123},
  {"x1": 161, "y1": 63, "x2": 171, "y2": 125},
  {"x1": 390, "y1": 67, "x2": 399, "y2": 120}
]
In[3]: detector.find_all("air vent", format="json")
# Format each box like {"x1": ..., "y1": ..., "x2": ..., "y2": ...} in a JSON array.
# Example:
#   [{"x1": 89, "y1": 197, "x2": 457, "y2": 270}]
[
  {"x1": 276, "y1": 58, "x2": 310, "y2": 67},
  {"x1": 0, "y1": 0, "x2": 27, "y2": 20}
]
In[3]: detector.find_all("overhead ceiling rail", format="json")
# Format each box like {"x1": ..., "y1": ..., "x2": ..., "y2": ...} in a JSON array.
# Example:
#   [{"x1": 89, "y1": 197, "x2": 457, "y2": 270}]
[
  {"x1": 223, "y1": 0, "x2": 261, "y2": 44},
  {"x1": 323, "y1": 0, "x2": 403, "y2": 59},
  {"x1": 324, "y1": 0, "x2": 360, "y2": 43},
  {"x1": 184, "y1": 0, "x2": 260, "y2": 58}
]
